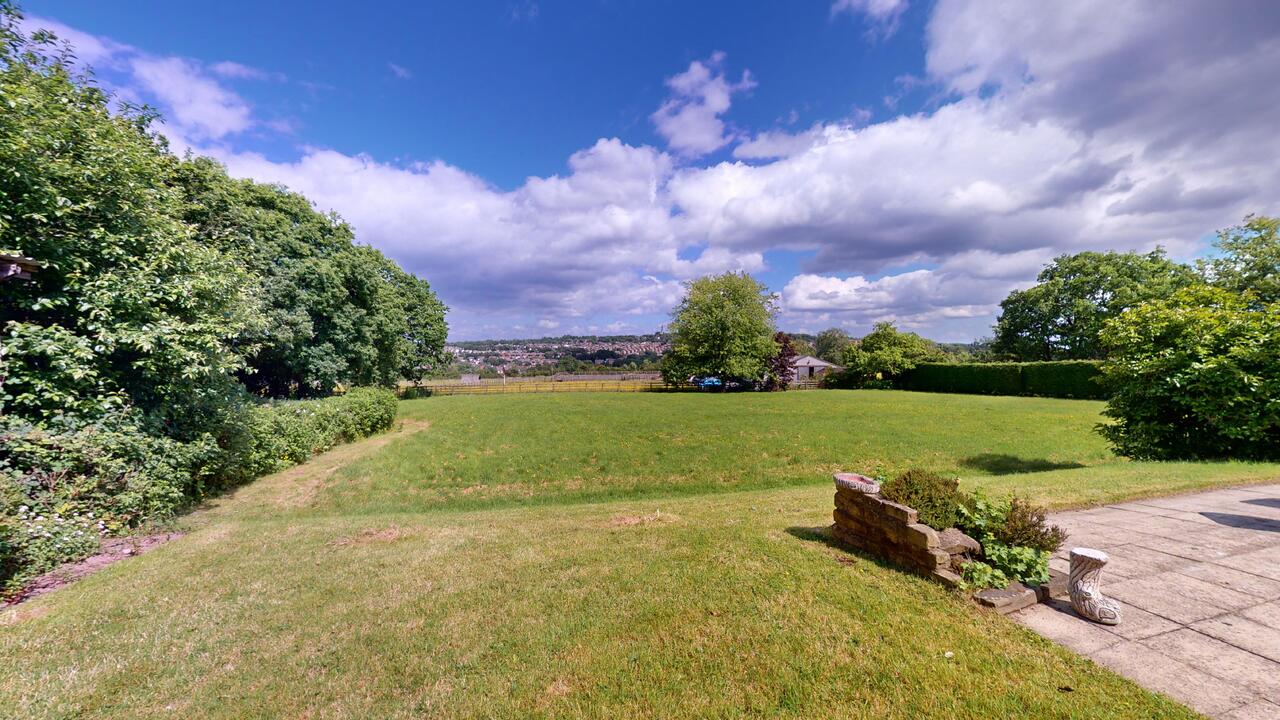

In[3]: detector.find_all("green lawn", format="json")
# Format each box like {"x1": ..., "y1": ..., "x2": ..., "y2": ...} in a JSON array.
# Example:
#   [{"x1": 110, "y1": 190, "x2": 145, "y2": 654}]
[{"x1": 3, "y1": 391, "x2": 1277, "y2": 718}]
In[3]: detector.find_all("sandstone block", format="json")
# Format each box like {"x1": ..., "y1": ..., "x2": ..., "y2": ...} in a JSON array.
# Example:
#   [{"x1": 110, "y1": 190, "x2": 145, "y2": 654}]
[
  {"x1": 975, "y1": 582, "x2": 1039, "y2": 614},
  {"x1": 903, "y1": 523, "x2": 940, "y2": 550},
  {"x1": 938, "y1": 528, "x2": 981, "y2": 556}
]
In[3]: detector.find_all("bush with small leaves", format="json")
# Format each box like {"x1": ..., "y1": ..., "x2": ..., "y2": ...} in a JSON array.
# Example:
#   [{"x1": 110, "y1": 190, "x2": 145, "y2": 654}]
[
  {"x1": 879, "y1": 469, "x2": 963, "y2": 530},
  {"x1": 994, "y1": 496, "x2": 1067, "y2": 554}
]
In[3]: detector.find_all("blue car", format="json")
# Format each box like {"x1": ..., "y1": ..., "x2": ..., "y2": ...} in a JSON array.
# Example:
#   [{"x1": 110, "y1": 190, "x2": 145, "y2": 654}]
[{"x1": 693, "y1": 376, "x2": 723, "y2": 390}]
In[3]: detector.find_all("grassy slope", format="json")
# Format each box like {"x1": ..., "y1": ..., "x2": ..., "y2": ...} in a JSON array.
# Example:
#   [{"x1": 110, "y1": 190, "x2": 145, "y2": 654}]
[
  {"x1": 301, "y1": 391, "x2": 1279, "y2": 517},
  {"x1": 3, "y1": 391, "x2": 1276, "y2": 718}
]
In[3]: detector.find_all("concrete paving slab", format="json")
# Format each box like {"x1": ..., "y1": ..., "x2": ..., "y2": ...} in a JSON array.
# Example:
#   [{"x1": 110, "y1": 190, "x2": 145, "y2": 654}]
[
  {"x1": 1090, "y1": 641, "x2": 1259, "y2": 717},
  {"x1": 1102, "y1": 543, "x2": 1198, "y2": 579},
  {"x1": 1174, "y1": 564, "x2": 1280, "y2": 601},
  {"x1": 1213, "y1": 546, "x2": 1280, "y2": 582},
  {"x1": 1099, "y1": 599, "x2": 1181, "y2": 639},
  {"x1": 1015, "y1": 601, "x2": 1123, "y2": 654},
  {"x1": 1141, "y1": 628, "x2": 1280, "y2": 699},
  {"x1": 1108, "y1": 572, "x2": 1257, "y2": 622},
  {"x1": 1014, "y1": 482, "x2": 1280, "y2": 719},
  {"x1": 1223, "y1": 700, "x2": 1280, "y2": 720},
  {"x1": 1192, "y1": 615, "x2": 1280, "y2": 664}
]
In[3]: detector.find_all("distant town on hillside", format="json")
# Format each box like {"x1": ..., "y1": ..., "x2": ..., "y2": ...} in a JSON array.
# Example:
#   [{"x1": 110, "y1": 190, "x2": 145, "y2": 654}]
[{"x1": 443, "y1": 332, "x2": 992, "y2": 377}]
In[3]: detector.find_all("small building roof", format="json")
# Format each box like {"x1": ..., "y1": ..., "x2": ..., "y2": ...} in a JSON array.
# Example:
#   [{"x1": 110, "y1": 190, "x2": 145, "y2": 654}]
[
  {"x1": 0, "y1": 254, "x2": 41, "y2": 282},
  {"x1": 794, "y1": 355, "x2": 840, "y2": 369}
]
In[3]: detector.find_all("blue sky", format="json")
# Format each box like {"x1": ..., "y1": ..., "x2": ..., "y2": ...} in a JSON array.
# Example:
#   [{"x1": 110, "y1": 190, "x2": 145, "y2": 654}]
[
  {"x1": 21, "y1": 1, "x2": 1280, "y2": 340},
  {"x1": 30, "y1": 2, "x2": 931, "y2": 186}
]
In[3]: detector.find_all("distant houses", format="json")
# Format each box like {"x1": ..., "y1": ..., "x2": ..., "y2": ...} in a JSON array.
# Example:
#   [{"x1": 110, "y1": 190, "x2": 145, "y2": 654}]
[{"x1": 793, "y1": 355, "x2": 841, "y2": 384}]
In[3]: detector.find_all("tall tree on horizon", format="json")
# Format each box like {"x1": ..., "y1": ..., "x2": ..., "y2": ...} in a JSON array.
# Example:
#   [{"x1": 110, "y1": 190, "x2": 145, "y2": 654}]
[
  {"x1": 660, "y1": 272, "x2": 778, "y2": 384},
  {"x1": 992, "y1": 250, "x2": 1198, "y2": 361}
]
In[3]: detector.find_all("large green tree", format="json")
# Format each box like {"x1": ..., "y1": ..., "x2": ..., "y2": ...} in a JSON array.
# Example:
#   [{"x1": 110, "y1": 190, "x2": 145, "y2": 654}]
[
  {"x1": 173, "y1": 157, "x2": 448, "y2": 397},
  {"x1": 1199, "y1": 214, "x2": 1279, "y2": 305},
  {"x1": 839, "y1": 322, "x2": 946, "y2": 383},
  {"x1": 660, "y1": 272, "x2": 778, "y2": 383},
  {"x1": 992, "y1": 250, "x2": 1198, "y2": 361},
  {"x1": 813, "y1": 327, "x2": 852, "y2": 363},
  {"x1": 1099, "y1": 286, "x2": 1280, "y2": 460},
  {"x1": 0, "y1": 13, "x2": 258, "y2": 431}
]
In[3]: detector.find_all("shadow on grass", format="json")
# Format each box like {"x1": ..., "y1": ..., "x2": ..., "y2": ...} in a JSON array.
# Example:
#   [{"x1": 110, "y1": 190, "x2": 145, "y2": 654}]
[
  {"x1": 959, "y1": 453, "x2": 1086, "y2": 476},
  {"x1": 786, "y1": 525, "x2": 840, "y2": 548},
  {"x1": 784, "y1": 525, "x2": 913, "y2": 576}
]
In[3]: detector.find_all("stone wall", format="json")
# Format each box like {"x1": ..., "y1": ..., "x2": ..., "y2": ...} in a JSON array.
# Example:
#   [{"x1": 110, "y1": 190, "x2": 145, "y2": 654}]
[{"x1": 830, "y1": 474, "x2": 964, "y2": 586}]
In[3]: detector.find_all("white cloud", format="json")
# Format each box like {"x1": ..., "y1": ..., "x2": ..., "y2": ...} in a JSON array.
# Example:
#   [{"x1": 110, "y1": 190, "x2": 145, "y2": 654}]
[
  {"x1": 505, "y1": 2, "x2": 540, "y2": 23},
  {"x1": 388, "y1": 62, "x2": 412, "y2": 80},
  {"x1": 131, "y1": 57, "x2": 253, "y2": 140},
  {"x1": 651, "y1": 52, "x2": 755, "y2": 158},
  {"x1": 203, "y1": 137, "x2": 762, "y2": 336},
  {"x1": 210, "y1": 60, "x2": 284, "y2": 82},
  {"x1": 24, "y1": 4, "x2": 1280, "y2": 340},
  {"x1": 831, "y1": 0, "x2": 909, "y2": 38},
  {"x1": 22, "y1": 15, "x2": 258, "y2": 142}
]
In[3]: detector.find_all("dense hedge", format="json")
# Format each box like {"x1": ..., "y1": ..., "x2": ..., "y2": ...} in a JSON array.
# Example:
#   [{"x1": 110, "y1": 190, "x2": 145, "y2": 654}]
[
  {"x1": 900, "y1": 361, "x2": 1104, "y2": 399},
  {"x1": 0, "y1": 388, "x2": 397, "y2": 593},
  {"x1": 223, "y1": 387, "x2": 399, "y2": 482}
]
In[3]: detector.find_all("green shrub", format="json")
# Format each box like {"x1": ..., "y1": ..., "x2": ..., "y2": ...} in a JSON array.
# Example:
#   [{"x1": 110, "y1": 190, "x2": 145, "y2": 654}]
[
  {"x1": 0, "y1": 412, "x2": 209, "y2": 591},
  {"x1": 900, "y1": 363, "x2": 1023, "y2": 395},
  {"x1": 955, "y1": 491, "x2": 1057, "y2": 587},
  {"x1": 879, "y1": 469, "x2": 962, "y2": 530},
  {"x1": 981, "y1": 540, "x2": 1050, "y2": 586},
  {"x1": 956, "y1": 490, "x2": 1009, "y2": 538},
  {"x1": 1099, "y1": 286, "x2": 1280, "y2": 460},
  {"x1": 226, "y1": 388, "x2": 398, "y2": 481},
  {"x1": 994, "y1": 496, "x2": 1067, "y2": 554},
  {"x1": 0, "y1": 388, "x2": 397, "y2": 594}
]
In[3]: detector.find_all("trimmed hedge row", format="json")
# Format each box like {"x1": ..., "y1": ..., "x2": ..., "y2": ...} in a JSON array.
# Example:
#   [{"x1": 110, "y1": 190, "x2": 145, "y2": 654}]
[
  {"x1": 227, "y1": 387, "x2": 400, "y2": 481},
  {"x1": 900, "y1": 361, "x2": 1105, "y2": 399},
  {"x1": 1, "y1": 388, "x2": 398, "y2": 593}
]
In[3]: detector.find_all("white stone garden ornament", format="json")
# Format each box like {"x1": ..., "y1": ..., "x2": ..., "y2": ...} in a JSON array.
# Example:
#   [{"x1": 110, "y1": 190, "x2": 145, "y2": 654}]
[{"x1": 1068, "y1": 547, "x2": 1121, "y2": 625}]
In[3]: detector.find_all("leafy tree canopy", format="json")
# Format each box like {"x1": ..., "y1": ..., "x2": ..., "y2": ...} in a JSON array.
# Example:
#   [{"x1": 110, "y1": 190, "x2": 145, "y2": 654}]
[
  {"x1": 992, "y1": 250, "x2": 1198, "y2": 361},
  {"x1": 839, "y1": 322, "x2": 946, "y2": 382},
  {"x1": 0, "y1": 7, "x2": 448, "y2": 431},
  {"x1": 814, "y1": 328, "x2": 852, "y2": 363},
  {"x1": 175, "y1": 158, "x2": 448, "y2": 396},
  {"x1": 0, "y1": 15, "x2": 258, "y2": 431},
  {"x1": 660, "y1": 272, "x2": 777, "y2": 383},
  {"x1": 1199, "y1": 214, "x2": 1280, "y2": 305},
  {"x1": 765, "y1": 332, "x2": 798, "y2": 390}
]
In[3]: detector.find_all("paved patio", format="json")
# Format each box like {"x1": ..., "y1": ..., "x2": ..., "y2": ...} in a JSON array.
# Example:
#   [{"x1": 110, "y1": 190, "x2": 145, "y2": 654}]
[{"x1": 1013, "y1": 483, "x2": 1280, "y2": 719}]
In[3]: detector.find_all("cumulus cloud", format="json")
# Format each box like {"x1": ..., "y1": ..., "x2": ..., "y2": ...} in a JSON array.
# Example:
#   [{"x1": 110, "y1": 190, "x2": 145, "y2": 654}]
[
  {"x1": 205, "y1": 138, "x2": 761, "y2": 336},
  {"x1": 651, "y1": 52, "x2": 755, "y2": 158},
  {"x1": 779, "y1": 248, "x2": 1052, "y2": 337},
  {"x1": 670, "y1": 1, "x2": 1280, "y2": 336},
  {"x1": 131, "y1": 57, "x2": 253, "y2": 139},
  {"x1": 388, "y1": 62, "x2": 412, "y2": 80},
  {"x1": 22, "y1": 15, "x2": 259, "y2": 141}
]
